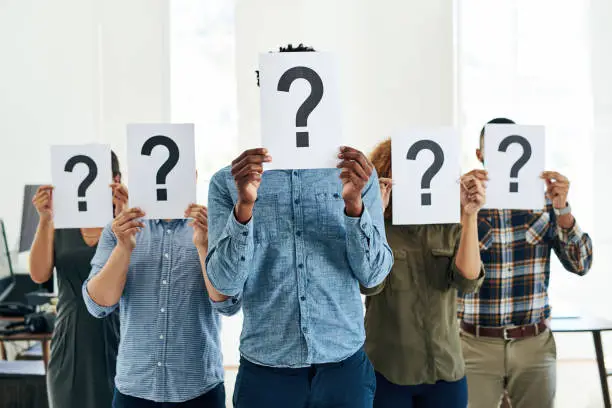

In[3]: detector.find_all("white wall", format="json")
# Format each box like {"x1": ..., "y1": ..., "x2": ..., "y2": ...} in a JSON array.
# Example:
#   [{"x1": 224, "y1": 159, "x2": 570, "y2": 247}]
[
  {"x1": 0, "y1": 0, "x2": 170, "y2": 248},
  {"x1": 235, "y1": 0, "x2": 455, "y2": 153}
]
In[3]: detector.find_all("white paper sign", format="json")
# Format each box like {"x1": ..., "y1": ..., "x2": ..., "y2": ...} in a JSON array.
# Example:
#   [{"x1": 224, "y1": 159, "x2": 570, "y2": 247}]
[
  {"x1": 484, "y1": 125, "x2": 545, "y2": 210},
  {"x1": 259, "y1": 52, "x2": 342, "y2": 170},
  {"x1": 127, "y1": 124, "x2": 197, "y2": 219},
  {"x1": 392, "y1": 128, "x2": 460, "y2": 225},
  {"x1": 51, "y1": 144, "x2": 113, "y2": 228}
]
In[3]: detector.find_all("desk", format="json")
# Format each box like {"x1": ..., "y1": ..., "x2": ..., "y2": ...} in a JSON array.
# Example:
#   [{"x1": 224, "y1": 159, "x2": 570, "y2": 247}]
[
  {"x1": 552, "y1": 315, "x2": 612, "y2": 408},
  {"x1": 0, "y1": 316, "x2": 52, "y2": 371}
]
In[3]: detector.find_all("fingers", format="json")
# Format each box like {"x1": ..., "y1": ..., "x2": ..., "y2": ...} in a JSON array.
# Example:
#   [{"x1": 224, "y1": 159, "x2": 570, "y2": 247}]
[
  {"x1": 337, "y1": 159, "x2": 369, "y2": 181},
  {"x1": 184, "y1": 204, "x2": 208, "y2": 225},
  {"x1": 114, "y1": 208, "x2": 145, "y2": 227},
  {"x1": 231, "y1": 149, "x2": 272, "y2": 174},
  {"x1": 463, "y1": 170, "x2": 489, "y2": 181},
  {"x1": 110, "y1": 183, "x2": 129, "y2": 201},
  {"x1": 541, "y1": 171, "x2": 568, "y2": 183},
  {"x1": 35, "y1": 185, "x2": 54, "y2": 195},
  {"x1": 338, "y1": 147, "x2": 373, "y2": 179}
]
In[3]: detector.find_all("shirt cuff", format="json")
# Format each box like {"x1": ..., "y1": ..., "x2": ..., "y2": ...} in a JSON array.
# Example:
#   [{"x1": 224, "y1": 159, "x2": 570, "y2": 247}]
[
  {"x1": 557, "y1": 221, "x2": 584, "y2": 244},
  {"x1": 82, "y1": 280, "x2": 117, "y2": 318},
  {"x1": 344, "y1": 206, "x2": 374, "y2": 239},
  {"x1": 210, "y1": 295, "x2": 240, "y2": 310},
  {"x1": 451, "y1": 258, "x2": 485, "y2": 293},
  {"x1": 226, "y1": 210, "x2": 254, "y2": 245}
]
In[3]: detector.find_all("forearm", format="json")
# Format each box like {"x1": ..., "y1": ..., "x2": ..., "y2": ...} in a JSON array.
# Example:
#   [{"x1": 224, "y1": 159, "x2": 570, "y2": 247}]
[
  {"x1": 29, "y1": 221, "x2": 54, "y2": 283},
  {"x1": 197, "y1": 247, "x2": 230, "y2": 302},
  {"x1": 455, "y1": 214, "x2": 481, "y2": 280},
  {"x1": 86, "y1": 245, "x2": 131, "y2": 307}
]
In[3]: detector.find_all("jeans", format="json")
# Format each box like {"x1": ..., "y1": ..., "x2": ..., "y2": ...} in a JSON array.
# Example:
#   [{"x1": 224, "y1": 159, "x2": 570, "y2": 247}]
[
  {"x1": 112, "y1": 383, "x2": 225, "y2": 408},
  {"x1": 233, "y1": 347, "x2": 376, "y2": 408},
  {"x1": 374, "y1": 371, "x2": 468, "y2": 408}
]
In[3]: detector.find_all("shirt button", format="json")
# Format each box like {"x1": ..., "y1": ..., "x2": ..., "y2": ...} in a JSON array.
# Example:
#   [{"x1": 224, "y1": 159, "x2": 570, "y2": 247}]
[
  {"x1": 164, "y1": 253, "x2": 169, "y2": 259},
  {"x1": 300, "y1": 296, "x2": 306, "y2": 301},
  {"x1": 160, "y1": 308, "x2": 165, "y2": 313},
  {"x1": 294, "y1": 198, "x2": 300, "y2": 204},
  {"x1": 159, "y1": 335, "x2": 164, "y2": 340},
  {"x1": 162, "y1": 280, "x2": 167, "y2": 285},
  {"x1": 240, "y1": 256, "x2": 246, "y2": 261},
  {"x1": 293, "y1": 171, "x2": 298, "y2": 176},
  {"x1": 333, "y1": 193, "x2": 340, "y2": 199},
  {"x1": 296, "y1": 231, "x2": 302, "y2": 237},
  {"x1": 157, "y1": 362, "x2": 162, "y2": 367},
  {"x1": 302, "y1": 326, "x2": 308, "y2": 333},
  {"x1": 242, "y1": 231, "x2": 248, "y2": 236},
  {"x1": 232, "y1": 298, "x2": 238, "y2": 304},
  {"x1": 298, "y1": 263, "x2": 304, "y2": 269},
  {"x1": 167, "y1": 230, "x2": 171, "y2": 234}
]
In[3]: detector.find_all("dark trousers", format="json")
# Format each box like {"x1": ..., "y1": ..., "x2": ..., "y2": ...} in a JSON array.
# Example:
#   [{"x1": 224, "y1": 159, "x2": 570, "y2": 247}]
[
  {"x1": 112, "y1": 383, "x2": 225, "y2": 408},
  {"x1": 233, "y1": 347, "x2": 375, "y2": 408},
  {"x1": 374, "y1": 371, "x2": 468, "y2": 408}
]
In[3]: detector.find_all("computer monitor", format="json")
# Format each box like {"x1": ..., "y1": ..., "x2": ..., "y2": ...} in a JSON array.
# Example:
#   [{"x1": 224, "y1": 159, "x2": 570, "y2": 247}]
[
  {"x1": 0, "y1": 219, "x2": 16, "y2": 302},
  {"x1": 19, "y1": 184, "x2": 42, "y2": 253}
]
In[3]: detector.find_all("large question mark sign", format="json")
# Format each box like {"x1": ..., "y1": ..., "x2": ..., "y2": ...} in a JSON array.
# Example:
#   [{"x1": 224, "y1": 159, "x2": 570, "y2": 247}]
[
  {"x1": 141, "y1": 135, "x2": 180, "y2": 201},
  {"x1": 277, "y1": 66, "x2": 324, "y2": 148},
  {"x1": 498, "y1": 135, "x2": 532, "y2": 193},
  {"x1": 64, "y1": 155, "x2": 98, "y2": 212},
  {"x1": 406, "y1": 140, "x2": 445, "y2": 206}
]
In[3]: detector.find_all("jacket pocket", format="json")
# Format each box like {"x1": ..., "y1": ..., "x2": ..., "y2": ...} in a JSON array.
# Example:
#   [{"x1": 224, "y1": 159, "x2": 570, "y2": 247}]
[
  {"x1": 389, "y1": 249, "x2": 412, "y2": 290},
  {"x1": 431, "y1": 247, "x2": 455, "y2": 291}
]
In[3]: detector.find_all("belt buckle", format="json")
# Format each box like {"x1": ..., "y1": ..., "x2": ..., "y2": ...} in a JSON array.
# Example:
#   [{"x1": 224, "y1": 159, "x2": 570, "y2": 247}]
[{"x1": 503, "y1": 328, "x2": 510, "y2": 340}]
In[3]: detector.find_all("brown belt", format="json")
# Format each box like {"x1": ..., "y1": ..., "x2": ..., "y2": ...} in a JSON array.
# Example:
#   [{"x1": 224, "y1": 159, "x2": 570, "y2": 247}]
[{"x1": 460, "y1": 320, "x2": 548, "y2": 340}]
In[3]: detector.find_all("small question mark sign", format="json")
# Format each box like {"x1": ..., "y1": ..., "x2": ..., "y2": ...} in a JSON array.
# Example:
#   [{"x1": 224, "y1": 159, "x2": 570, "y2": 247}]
[
  {"x1": 498, "y1": 135, "x2": 532, "y2": 193},
  {"x1": 141, "y1": 135, "x2": 180, "y2": 201},
  {"x1": 64, "y1": 155, "x2": 98, "y2": 212},
  {"x1": 406, "y1": 140, "x2": 445, "y2": 206},
  {"x1": 277, "y1": 66, "x2": 324, "y2": 148}
]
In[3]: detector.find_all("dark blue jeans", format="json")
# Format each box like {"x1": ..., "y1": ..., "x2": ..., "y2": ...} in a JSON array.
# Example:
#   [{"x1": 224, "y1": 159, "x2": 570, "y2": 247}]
[
  {"x1": 112, "y1": 383, "x2": 225, "y2": 408},
  {"x1": 374, "y1": 371, "x2": 468, "y2": 408},
  {"x1": 233, "y1": 347, "x2": 376, "y2": 408}
]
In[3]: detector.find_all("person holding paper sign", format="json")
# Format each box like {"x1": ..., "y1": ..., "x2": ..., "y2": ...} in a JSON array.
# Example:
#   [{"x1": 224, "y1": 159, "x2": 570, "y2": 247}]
[
  {"x1": 82, "y1": 203, "x2": 229, "y2": 408},
  {"x1": 206, "y1": 44, "x2": 393, "y2": 406},
  {"x1": 29, "y1": 151, "x2": 125, "y2": 408},
  {"x1": 362, "y1": 139, "x2": 486, "y2": 408},
  {"x1": 459, "y1": 118, "x2": 594, "y2": 408}
]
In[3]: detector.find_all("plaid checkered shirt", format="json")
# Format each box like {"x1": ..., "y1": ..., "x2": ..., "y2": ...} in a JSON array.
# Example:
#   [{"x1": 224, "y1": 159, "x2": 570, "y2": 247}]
[{"x1": 457, "y1": 201, "x2": 593, "y2": 328}]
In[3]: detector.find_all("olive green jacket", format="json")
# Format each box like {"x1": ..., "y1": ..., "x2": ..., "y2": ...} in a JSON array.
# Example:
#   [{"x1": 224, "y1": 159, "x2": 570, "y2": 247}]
[{"x1": 363, "y1": 221, "x2": 484, "y2": 385}]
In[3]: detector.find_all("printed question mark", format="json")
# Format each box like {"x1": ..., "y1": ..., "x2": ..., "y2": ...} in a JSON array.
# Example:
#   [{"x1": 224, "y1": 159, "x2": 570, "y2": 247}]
[
  {"x1": 498, "y1": 135, "x2": 532, "y2": 193},
  {"x1": 406, "y1": 140, "x2": 445, "y2": 206},
  {"x1": 64, "y1": 155, "x2": 98, "y2": 212},
  {"x1": 277, "y1": 66, "x2": 324, "y2": 148},
  {"x1": 141, "y1": 135, "x2": 180, "y2": 201}
]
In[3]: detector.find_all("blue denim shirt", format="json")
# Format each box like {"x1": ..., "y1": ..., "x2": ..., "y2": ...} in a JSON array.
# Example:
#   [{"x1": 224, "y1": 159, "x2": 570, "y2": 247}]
[
  {"x1": 83, "y1": 219, "x2": 232, "y2": 403},
  {"x1": 206, "y1": 167, "x2": 393, "y2": 367}
]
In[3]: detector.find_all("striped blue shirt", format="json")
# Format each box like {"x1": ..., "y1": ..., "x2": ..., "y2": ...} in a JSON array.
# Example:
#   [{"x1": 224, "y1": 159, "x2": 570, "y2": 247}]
[
  {"x1": 206, "y1": 168, "x2": 394, "y2": 367},
  {"x1": 83, "y1": 219, "x2": 234, "y2": 403}
]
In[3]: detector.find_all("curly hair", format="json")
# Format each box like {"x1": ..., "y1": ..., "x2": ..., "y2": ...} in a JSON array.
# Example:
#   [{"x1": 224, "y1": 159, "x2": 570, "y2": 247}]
[
  {"x1": 256, "y1": 43, "x2": 316, "y2": 86},
  {"x1": 369, "y1": 139, "x2": 392, "y2": 219}
]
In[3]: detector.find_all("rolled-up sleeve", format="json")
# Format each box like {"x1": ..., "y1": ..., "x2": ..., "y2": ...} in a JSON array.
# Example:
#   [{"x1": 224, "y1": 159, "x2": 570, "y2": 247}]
[
  {"x1": 205, "y1": 170, "x2": 255, "y2": 297},
  {"x1": 82, "y1": 225, "x2": 119, "y2": 318},
  {"x1": 210, "y1": 294, "x2": 242, "y2": 317},
  {"x1": 451, "y1": 260, "x2": 485, "y2": 293},
  {"x1": 345, "y1": 171, "x2": 394, "y2": 288}
]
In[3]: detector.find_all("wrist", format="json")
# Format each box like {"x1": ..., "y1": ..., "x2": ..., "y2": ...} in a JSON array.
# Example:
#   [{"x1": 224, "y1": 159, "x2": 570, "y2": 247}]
[
  {"x1": 344, "y1": 198, "x2": 363, "y2": 217},
  {"x1": 116, "y1": 242, "x2": 134, "y2": 254},
  {"x1": 38, "y1": 218, "x2": 53, "y2": 229},
  {"x1": 235, "y1": 202, "x2": 254, "y2": 224},
  {"x1": 461, "y1": 212, "x2": 478, "y2": 223}
]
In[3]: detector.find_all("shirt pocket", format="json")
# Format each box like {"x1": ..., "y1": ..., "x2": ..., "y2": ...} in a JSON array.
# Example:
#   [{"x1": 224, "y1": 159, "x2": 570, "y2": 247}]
[
  {"x1": 478, "y1": 217, "x2": 494, "y2": 251},
  {"x1": 525, "y1": 211, "x2": 551, "y2": 246},
  {"x1": 315, "y1": 189, "x2": 346, "y2": 241},
  {"x1": 389, "y1": 249, "x2": 412, "y2": 291},
  {"x1": 253, "y1": 193, "x2": 281, "y2": 243},
  {"x1": 430, "y1": 247, "x2": 455, "y2": 291}
]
